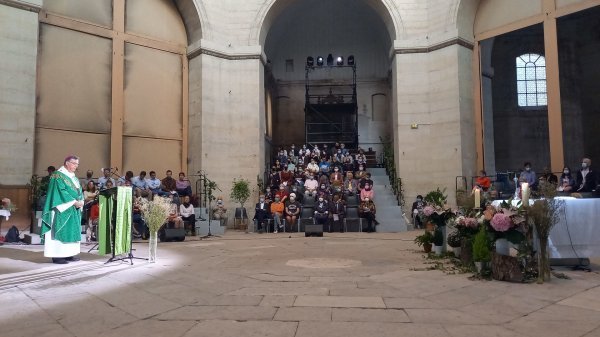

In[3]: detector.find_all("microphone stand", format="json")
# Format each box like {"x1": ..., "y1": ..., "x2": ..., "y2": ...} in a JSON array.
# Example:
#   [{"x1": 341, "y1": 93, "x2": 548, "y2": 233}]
[{"x1": 197, "y1": 172, "x2": 221, "y2": 239}]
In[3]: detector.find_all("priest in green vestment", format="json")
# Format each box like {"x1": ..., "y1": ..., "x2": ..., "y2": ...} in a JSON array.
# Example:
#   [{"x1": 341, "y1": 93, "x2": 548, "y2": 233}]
[{"x1": 41, "y1": 155, "x2": 85, "y2": 264}]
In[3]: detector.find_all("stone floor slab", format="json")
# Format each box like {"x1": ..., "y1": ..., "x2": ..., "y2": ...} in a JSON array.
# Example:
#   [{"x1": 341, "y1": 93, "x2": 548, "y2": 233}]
[
  {"x1": 294, "y1": 295, "x2": 386, "y2": 308},
  {"x1": 156, "y1": 305, "x2": 277, "y2": 321},
  {"x1": 405, "y1": 308, "x2": 491, "y2": 325},
  {"x1": 183, "y1": 320, "x2": 298, "y2": 337},
  {"x1": 259, "y1": 295, "x2": 296, "y2": 308},
  {"x1": 444, "y1": 324, "x2": 528, "y2": 337},
  {"x1": 383, "y1": 297, "x2": 439, "y2": 309},
  {"x1": 274, "y1": 306, "x2": 332, "y2": 321},
  {"x1": 228, "y1": 287, "x2": 329, "y2": 296},
  {"x1": 332, "y1": 308, "x2": 411, "y2": 323},
  {"x1": 295, "y1": 321, "x2": 451, "y2": 337},
  {"x1": 102, "y1": 319, "x2": 197, "y2": 337},
  {"x1": 558, "y1": 286, "x2": 600, "y2": 312}
]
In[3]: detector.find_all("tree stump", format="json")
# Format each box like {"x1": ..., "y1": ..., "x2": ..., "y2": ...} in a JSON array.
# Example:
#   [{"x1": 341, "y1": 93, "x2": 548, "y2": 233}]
[
  {"x1": 460, "y1": 239, "x2": 472, "y2": 265},
  {"x1": 491, "y1": 252, "x2": 524, "y2": 282}
]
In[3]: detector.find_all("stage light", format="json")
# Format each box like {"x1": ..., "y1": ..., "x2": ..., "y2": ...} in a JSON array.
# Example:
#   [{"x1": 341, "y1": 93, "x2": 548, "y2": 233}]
[
  {"x1": 326, "y1": 54, "x2": 333, "y2": 66},
  {"x1": 336, "y1": 56, "x2": 344, "y2": 65},
  {"x1": 347, "y1": 55, "x2": 355, "y2": 66},
  {"x1": 306, "y1": 56, "x2": 314, "y2": 67},
  {"x1": 316, "y1": 56, "x2": 324, "y2": 66}
]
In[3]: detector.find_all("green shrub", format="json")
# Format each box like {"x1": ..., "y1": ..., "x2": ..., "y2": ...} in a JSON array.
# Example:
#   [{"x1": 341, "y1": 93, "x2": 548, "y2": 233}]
[
  {"x1": 414, "y1": 231, "x2": 433, "y2": 247},
  {"x1": 472, "y1": 226, "x2": 491, "y2": 262}
]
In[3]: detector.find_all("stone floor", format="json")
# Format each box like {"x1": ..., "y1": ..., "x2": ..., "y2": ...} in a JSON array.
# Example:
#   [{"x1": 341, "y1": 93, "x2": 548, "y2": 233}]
[{"x1": 1, "y1": 231, "x2": 600, "y2": 337}]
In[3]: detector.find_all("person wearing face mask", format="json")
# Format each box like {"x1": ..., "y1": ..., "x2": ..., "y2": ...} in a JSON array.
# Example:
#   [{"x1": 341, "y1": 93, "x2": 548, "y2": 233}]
[
  {"x1": 343, "y1": 172, "x2": 358, "y2": 196},
  {"x1": 538, "y1": 167, "x2": 558, "y2": 186},
  {"x1": 179, "y1": 195, "x2": 196, "y2": 236},
  {"x1": 576, "y1": 158, "x2": 597, "y2": 193},
  {"x1": 280, "y1": 166, "x2": 294, "y2": 186},
  {"x1": 285, "y1": 193, "x2": 301, "y2": 230},
  {"x1": 212, "y1": 197, "x2": 228, "y2": 226},
  {"x1": 304, "y1": 175, "x2": 319, "y2": 197},
  {"x1": 355, "y1": 165, "x2": 367, "y2": 181},
  {"x1": 253, "y1": 195, "x2": 270, "y2": 233},
  {"x1": 359, "y1": 197, "x2": 378, "y2": 233},
  {"x1": 318, "y1": 184, "x2": 331, "y2": 201},
  {"x1": 329, "y1": 194, "x2": 345, "y2": 233},
  {"x1": 411, "y1": 195, "x2": 425, "y2": 229},
  {"x1": 330, "y1": 166, "x2": 343, "y2": 185},
  {"x1": 359, "y1": 172, "x2": 373, "y2": 191},
  {"x1": 290, "y1": 185, "x2": 304, "y2": 203},
  {"x1": 264, "y1": 187, "x2": 274, "y2": 204},
  {"x1": 270, "y1": 196, "x2": 285, "y2": 233},
  {"x1": 275, "y1": 184, "x2": 289, "y2": 203},
  {"x1": 314, "y1": 196, "x2": 329, "y2": 227},
  {"x1": 269, "y1": 167, "x2": 281, "y2": 191},
  {"x1": 307, "y1": 158, "x2": 320, "y2": 176},
  {"x1": 557, "y1": 167, "x2": 575, "y2": 193},
  {"x1": 519, "y1": 162, "x2": 537, "y2": 189},
  {"x1": 360, "y1": 183, "x2": 374, "y2": 202}
]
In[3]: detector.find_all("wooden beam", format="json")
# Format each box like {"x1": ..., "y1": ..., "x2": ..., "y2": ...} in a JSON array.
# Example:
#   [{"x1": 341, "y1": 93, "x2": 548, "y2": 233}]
[
  {"x1": 553, "y1": 0, "x2": 600, "y2": 19},
  {"x1": 475, "y1": 14, "x2": 545, "y2": 42},
  {"x1": 182, "y1": 54, "x2": 189, "y2": 174},
  {"x1": 472, "y1": 42, "x2": 484, "y2": 172},
  {"x1": 110, "y1": 0, "x2": 125, "y2": 170},
  {"x1": 543, "y1": 6, "x2": 565, "y2": 173}
]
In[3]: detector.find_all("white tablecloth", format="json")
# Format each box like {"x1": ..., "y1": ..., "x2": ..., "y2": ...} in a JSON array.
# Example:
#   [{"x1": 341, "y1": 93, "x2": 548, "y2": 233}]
[
  {"x1": 492, "y1": 197, "x2": 600, "y2": 259},
  {"x1": 0, "y1": 209, "x2": 10, "y2": 220}
]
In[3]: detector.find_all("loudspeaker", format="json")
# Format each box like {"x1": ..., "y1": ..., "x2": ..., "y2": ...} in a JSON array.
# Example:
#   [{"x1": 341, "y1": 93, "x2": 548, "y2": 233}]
[
  {"x1": 304, "y1": 224, "x2": 323, "y2": 237},
  {"x1": 159, "y1": 228, "x2": 186, "y2": 242}
]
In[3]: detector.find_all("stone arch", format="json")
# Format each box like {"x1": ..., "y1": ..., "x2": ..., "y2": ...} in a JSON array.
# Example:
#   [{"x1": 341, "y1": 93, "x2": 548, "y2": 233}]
[
  {"x1": 251, "y1": 0, "x2": 402, "y2": 47},
  {"x1": 456, "y1": 0, "x2": 480, "y2": 41},
  {"x1": 173, "y1": 0, "x2": 204, "y2": 44}
]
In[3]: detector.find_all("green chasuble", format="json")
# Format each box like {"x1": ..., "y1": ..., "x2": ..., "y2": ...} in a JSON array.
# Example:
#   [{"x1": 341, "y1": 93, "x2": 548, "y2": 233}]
[
  {"x1": 41, "y1": 170, "x2": 83, "y2": 243},
  {"x1": 98, "y1": 187, "x2": 132, "y2": 255}
]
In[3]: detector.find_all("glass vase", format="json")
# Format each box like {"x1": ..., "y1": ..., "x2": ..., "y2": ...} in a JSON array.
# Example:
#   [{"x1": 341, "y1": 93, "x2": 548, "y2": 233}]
[
  {"x1": 495, "y1": 238, "x2": 510, "y2": 256},
  {"x1": 148, "y1": 231, "x2": 158, "y2": 263}
]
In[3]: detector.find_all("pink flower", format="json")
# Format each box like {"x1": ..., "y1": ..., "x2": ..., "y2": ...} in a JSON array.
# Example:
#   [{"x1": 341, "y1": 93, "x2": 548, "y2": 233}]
[
  {"x1": 423, "y1": 206, "x2": 435, "y2": 216},
  {"x1": 491, "y1": 213, "x2": 513, "y2": 232},
  {"x1": 464, "y1": 217, "x2": 478, "y2": 228}
]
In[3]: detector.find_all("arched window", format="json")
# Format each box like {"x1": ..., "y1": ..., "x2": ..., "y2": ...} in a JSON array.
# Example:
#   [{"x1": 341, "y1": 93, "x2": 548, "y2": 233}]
[{"x1": 516, "y1": 53, "x2": 547, "y2": 107}]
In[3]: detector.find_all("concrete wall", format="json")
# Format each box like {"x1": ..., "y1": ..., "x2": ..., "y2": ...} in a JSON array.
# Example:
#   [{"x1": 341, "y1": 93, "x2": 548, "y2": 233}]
[{"x1": 0, "y1": 3, "x2": 39, "y2": 185}]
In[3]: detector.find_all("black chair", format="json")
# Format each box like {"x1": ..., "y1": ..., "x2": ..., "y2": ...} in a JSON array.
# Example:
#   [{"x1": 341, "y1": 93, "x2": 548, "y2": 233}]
[
  {"x1": 299, "y1": 206, "x2": 314, "y2": 232},
  {"x1": 234, "y1": 207, "x2": 248, "y2": 230},
  {"x1": 344, "y1": 194, "x2": 359, "y2": 207},
  {"x1": 344, "y1": 207, "x2": 362, "y2": 232},
  {"x1": 303, "y1": 196, "x2": 315, "y2": 208}
]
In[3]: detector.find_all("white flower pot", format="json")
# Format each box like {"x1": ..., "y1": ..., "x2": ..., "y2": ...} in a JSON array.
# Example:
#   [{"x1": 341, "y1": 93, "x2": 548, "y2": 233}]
[
  {"x1": 433, "y1": 245, "x2": 443, "y2": 255},
  {"x1": 452, "y1": 246, "x2": 461, "y2": 257},
  {"x1": 495, "y1": 238, "x2": 510, "y2": 256}
]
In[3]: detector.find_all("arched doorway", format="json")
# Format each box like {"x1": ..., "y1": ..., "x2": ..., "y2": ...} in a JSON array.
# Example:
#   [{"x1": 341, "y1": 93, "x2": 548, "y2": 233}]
[{"x1": 260, "y1": 0, "x2": 397, "y2": 158}]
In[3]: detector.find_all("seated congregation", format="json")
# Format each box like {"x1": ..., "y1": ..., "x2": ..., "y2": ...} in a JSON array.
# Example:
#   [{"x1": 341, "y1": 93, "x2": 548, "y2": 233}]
[
  {"x1": 76, "y1": 168, "x2": 197, "y2": 241},
  {"x1": 254, "y1": 143, "x2": 380, "y2": 233}
]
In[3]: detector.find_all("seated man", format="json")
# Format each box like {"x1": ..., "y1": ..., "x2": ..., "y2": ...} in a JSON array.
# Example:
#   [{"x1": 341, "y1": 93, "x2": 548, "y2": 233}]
[
  {"x1": 179, "y1": 195, "x2": 196, "y2": 236},
  {"x1": 147, "y1": 171, "x2": 168, "y2": 197},
  {"x1": 576, "y1": 158, "x2": 597, "y2": 193},
  {"x1": 161, "y1": 170, "x2": 178, "y2": 195},
  {"x1": 319, "y1": 158, "x2": 331, "y2": 178},
  {"x1": 285, "y1": 193, "x2": 301, "y2": 230},
  {"x1": 330, "y1": 166, "x2": 344, "y2": 188},
  {"x1": 176, "y1": 172, "x2": 192, "y2": 197},
  {"x1": 474, "y1": 170, "x2": 491, "y2": 191},
  {"x1": 343, "y1": 172, "x2": 358, "y2": 196},
  {"x1": 329, "y1": 194, "x2": 345, "y2": 233},
  {"x1": 304, "y1": 175, "x2": 319, "y2": 198},
  {"x1": 117, "y1": 170, "x2": 134, "y2": 186},
  {"x1": 306, "y1": 159, "x2": 320, "y2": 176},
  {"x1": 132, "y1": 171, "x2": 152, "y2": 199},
  {"x1": 270, "y1": 196, "x2": 285, "y2": 233},
  {"x1": 212, "y1": 197, "x2": 228, "y2": 225},
  {"x1": 314, "y1": 196, "x2": 329, "y2": 227},
  {"x1": 253, "y1": 195, "x2": 270, "y2": 232},
  {"x1": 97, "y1": 168, "x2": 115, "y2": 190}
]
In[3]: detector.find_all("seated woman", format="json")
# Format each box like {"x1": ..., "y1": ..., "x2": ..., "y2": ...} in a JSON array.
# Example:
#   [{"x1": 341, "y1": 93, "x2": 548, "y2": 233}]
[
  {"x1": 557, "y1": 166, "x2": 576, "y2": 193},
  {"x1": 285, "y1": 193, "x2": 301, "y2": 229},
  {"x1": 360, "y1": 183, "x2": 374, "y2": 202},
  {"x1": 359, "y1": 197, "x2": 378, "y2": 233},
  {"x1": 176, "y1": 172, "x2": 192, "y2": 197},
  {"x1": 314, "y1": 196, "x2": 329, "y2": 226},
  {"x1": 167, "y1": 195, "x2": 184, "y2": 229},
  {"x1": 179, "y1": 196, "x2": 196, "y2": 236},
  {"x1": 474, "y1": 170, "x2": 491, "y2": 191},
  {"x1": 83, "y1": 181, "x2": 98, "y2": 203}
]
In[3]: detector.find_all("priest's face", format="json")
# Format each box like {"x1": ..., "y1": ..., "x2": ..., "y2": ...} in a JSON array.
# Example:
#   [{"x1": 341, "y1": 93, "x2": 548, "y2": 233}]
[{"x1": 65, "y1": 159, "x2": 79, "y2": 173}]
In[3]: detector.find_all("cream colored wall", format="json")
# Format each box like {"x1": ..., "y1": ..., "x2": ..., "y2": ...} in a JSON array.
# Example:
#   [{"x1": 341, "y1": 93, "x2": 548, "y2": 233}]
[{"x1": 0, "y1": 4, "x2": 39, "y2": 185}]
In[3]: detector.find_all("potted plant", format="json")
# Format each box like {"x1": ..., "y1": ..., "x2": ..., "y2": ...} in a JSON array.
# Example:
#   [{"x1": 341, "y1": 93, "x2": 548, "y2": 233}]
[
  {"x1": 472, "y1": 226, "x2": 491, "y2": 273},
  {"x1": 414, "y1": 231, "x2": 434, "y2": 253},
  {"x1": 432, "y1": 228, "x2": 444, "y2": 255},
  {"x1": 447, "y1": 230, "x2": 462, "y2": 256},
  {"x1": 230, "y1": 178, "x2": 251, "y2": 229}
]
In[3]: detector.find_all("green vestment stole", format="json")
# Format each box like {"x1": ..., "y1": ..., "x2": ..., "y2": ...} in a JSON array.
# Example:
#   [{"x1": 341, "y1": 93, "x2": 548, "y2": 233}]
[
  {"x1": 41, "y1": 170, "x2": 83, "y2": 243},
  {"x1": 98, "y1": 187, "x2": 132, "y2": 255}
]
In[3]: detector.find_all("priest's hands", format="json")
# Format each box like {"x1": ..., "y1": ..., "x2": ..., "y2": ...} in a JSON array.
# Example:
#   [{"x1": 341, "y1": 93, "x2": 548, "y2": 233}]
[{"x1": 74, "y1": 200, "x2": 85, "y2": 209}]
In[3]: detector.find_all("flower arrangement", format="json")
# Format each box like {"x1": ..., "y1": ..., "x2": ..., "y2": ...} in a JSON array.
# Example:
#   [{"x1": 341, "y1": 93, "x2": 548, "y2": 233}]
[
  {"x1": 420, "y1": 188, "x2": 455, "y2": 227},
  {"x1": 138, "y1": 196, "x2": 172, "y2": 233}
]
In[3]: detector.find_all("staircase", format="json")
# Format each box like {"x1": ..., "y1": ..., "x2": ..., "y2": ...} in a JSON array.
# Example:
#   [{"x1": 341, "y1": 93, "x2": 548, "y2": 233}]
[{"x1": 369, "y1": 168, "x2": 408, "y2": 232}]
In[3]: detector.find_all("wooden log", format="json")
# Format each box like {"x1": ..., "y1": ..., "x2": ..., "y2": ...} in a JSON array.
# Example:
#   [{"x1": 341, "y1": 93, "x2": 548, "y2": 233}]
[{"x1": 491, "y1": 252, "x2": 524, "y2": 282}]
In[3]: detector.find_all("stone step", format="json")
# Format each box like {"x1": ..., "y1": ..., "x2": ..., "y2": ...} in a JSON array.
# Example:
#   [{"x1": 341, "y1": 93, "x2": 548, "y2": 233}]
[{"x1": 368, "y1": 167, "x2": 388, "y2": 176}]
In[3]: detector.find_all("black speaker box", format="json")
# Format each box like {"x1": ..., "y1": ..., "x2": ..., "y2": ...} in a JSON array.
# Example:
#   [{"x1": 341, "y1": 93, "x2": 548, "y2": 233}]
[
  {"x1": 304, "y1": 224, "x2": 323, "y2": 237},
  {"x1": 159, "y1": 228, "x2": 186, "y2": 242}
]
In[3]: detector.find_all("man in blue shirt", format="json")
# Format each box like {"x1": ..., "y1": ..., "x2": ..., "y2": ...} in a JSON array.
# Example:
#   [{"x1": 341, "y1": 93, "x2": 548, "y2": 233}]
[
  {"x1": 132, "y1": 171, "x2": 152, "y2": 199},
  {"x1": 147, "y1": 171, "x2": 168, "y2": 197},
  {"x1": 519, "y1": 162, "x2": 537, "y2": 189}
]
